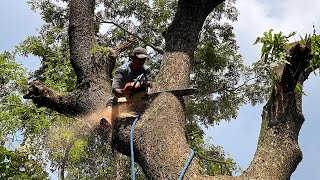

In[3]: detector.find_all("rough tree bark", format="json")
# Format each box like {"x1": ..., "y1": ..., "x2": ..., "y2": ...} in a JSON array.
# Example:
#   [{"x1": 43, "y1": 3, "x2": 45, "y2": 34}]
[
  {"x1": 24, "y1": 0, "x2": 112, "y2": 116},
  {"x1": 24, "y1": 0, "x2": 315, "y2": 179},
  {"x1": 241, "y1": 42, "x2": 313, "y2": 179}
]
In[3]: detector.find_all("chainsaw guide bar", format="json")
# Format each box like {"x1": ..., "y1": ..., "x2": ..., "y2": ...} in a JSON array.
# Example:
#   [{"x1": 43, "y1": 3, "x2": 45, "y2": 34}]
[
  {"x1": 116, "y1": 88, "x2": 197, "y2": 103},
  {"x1": 148, "y1": 88, "x2": 198, "y2": 98}
]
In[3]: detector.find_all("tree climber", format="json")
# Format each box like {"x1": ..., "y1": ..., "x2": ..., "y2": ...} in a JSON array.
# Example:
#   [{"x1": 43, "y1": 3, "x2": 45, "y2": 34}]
[{"x1": 101, "y1": 47, "x2": 151, "y2": 128}]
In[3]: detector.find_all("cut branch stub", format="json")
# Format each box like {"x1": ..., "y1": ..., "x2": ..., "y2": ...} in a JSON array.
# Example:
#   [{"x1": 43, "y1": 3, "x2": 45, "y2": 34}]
[
  {"x1": 23, "y1": 80, "x2": 112, "y2": 116},
  {"x1": 23, "y1": 81, "x2": 59, "y2": 106}
]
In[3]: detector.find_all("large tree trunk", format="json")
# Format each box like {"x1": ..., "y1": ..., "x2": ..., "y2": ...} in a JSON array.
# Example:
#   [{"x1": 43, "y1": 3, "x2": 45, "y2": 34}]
[
  {"x1": 113, "y1": 0, "x2": 225, "y2": 178},
  {"x1": 24, "y1": 0, "x2": 315, "y2": 179}
]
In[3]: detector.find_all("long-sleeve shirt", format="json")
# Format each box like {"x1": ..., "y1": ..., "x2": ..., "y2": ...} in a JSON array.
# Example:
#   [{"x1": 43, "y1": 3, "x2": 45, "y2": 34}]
[{"x1": 112, "y1": 62, "x2": 150, "y2": 91}]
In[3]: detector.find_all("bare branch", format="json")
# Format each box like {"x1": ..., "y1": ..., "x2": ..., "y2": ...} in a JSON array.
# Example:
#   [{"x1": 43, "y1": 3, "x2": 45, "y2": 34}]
[
  {"x1": 200, "y1": 77, "x2": 258, "y2": 96},
  {"x1": 195, "y1": 152, "x2": 232, "y2": 176},
  {"x1": 226, "y1": 77, "x2": 258, "y2": 92},
  {"x1": 114, "y1": 37, "x2": 135, "y2": 56},
  {"x1": 96, "y1": 16, "x2": 164, "y2": 54}
]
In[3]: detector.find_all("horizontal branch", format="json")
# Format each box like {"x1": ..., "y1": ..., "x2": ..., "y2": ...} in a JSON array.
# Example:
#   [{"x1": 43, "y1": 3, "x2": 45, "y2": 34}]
[
  {"x1": 199, "y1": 77, "x2": 258, "y2": 96},
  {"x1": 195, "y1": 152, "x2": 232, "y2": 176},
  {"x1": 226, "y1": 77, "x2": 258, "y2": 92},
  {"x1": 23, "y1": 80, "x2": 111, "y2": 116}
]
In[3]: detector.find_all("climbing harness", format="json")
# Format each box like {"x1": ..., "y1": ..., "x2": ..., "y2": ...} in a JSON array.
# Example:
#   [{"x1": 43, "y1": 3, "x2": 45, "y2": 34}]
[{"x1": 130, "y1": 114, "x2": 194, "y2": 180}]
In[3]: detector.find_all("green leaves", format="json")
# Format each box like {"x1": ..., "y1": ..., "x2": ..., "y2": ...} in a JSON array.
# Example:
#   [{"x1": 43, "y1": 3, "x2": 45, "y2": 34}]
[
  {"x1": 0, "y1": 51, "x2": 58, "y2": 178},
  {"x1": 16, "y1": 34, "x2": 76, "y2": 92},
  {"x1": 6, "y1": 0, "x2": 245, "y2": 178},
  {"x1": 308, "y1": 27, "x2": 320, "y2": 71},
  {"x1": 247, "y1": 30, "x2": 298, "y2": 103},
  {"x1": 294, "y1": 83, "x2": 305, "y2": 96},
  {"x1": 68, "y1": 140, "x2": 88, "y2": 163},
  {"x1": 187, "y1": 122, "x2": 240, "y2": 175},
  {"x1": 252, "y1": 28, "x2": 320, "y2": 99},
  {"x1": 190, "y1": 20, "x2": 244, "y2": 125},
  {"x1": 0, "y1": 52, "x2": 28, "y2": 138},
  {"x1": 254, "y1": 29, "x2": 295, "y2": 66},
  {"x1": 0, "y1": 146, "x2": 49, "y2": 179},
  {"x1": 0, "y1": 52, "x2": 28, "y2": 95}
]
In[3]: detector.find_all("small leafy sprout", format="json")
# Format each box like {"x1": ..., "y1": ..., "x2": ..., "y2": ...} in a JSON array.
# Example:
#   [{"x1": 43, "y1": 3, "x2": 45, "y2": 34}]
[{"x1": 254, "y1": 29, "x2": 296, "y2": 66}]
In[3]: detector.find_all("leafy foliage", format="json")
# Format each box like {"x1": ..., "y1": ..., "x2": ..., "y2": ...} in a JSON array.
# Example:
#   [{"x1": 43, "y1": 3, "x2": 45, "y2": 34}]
[
  {"x1": 252, "y1": 28, "x2": 320, "y2": 97},
  {"x1": 21, "y1": 0, "x2": 75, "y2": 92},
  {"x1": 254, "y1": 29, "x2": 295, "y2": 65},
  {"x1": 0, "y1": 52, "x2": 51, "y2": 179},
  {"x1": 187, "y1": 0, "x2": 270, "y2": 126},
  {"x1": 309, "y1": 27, "x2": 320, "y2": 71},
  {"x1": 0, "y1": 145, "x2": 49, "y2": 179},
  {"x1": 186, "y1": 122, "x2": 240, "y2": 175}
]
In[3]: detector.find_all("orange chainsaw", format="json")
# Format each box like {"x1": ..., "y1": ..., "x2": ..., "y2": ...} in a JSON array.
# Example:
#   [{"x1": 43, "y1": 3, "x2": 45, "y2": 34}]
[
  {"x1": 116, "y1": 73, "x2": 197, "y2": 103},
  {"x1": 116, "y1": 73, "x2": 149, "y2": 102}
]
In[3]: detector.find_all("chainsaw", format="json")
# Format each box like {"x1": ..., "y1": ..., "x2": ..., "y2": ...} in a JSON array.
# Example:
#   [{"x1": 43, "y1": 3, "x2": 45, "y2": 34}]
[
  {"x1": 116, "y1": 73, "x2": 197, "y2": 103},
  {"x1": 116, "y1": 73, "x2": 149, "y2": 102}
]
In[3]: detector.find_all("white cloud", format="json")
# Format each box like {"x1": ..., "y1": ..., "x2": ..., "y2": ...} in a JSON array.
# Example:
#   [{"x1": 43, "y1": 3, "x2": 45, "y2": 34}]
[{"x1": 232, "y1": 0, "x2": 320, "y2": 65}]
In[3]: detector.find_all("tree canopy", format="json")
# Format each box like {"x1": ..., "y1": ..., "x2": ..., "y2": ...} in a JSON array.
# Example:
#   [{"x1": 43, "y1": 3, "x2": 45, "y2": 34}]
[{"x1": 1, "y1": 0, "x2": 320, "y2": 179}]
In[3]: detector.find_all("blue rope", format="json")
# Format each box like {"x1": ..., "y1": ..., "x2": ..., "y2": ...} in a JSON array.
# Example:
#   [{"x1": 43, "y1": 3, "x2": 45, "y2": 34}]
[
  {"x1": 130, "y1": 114, "x2": 194, "y2": 180},
  {"x1": 178, "y1": 149, "x2": 195, "y2": 180},
  {"x1": 130, "y1": 114, "x2": 141, "y2": 180}
]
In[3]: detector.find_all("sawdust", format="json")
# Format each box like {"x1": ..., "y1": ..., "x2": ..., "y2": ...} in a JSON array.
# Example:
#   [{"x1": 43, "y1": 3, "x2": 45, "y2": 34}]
[
  {"x1": 46, "y1": 101, "x2": 148, "y2": 145},
  {"x1": 75, "y1": 102, "x2": 143, "y2": 134}
]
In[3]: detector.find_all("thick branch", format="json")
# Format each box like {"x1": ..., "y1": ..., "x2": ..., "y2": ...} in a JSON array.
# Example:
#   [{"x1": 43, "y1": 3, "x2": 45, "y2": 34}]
[
  {"x1": 242, "y1": 42, "x2": 312, "y2": 179},
  {"x1": 94, "y1": 39, "x2": 134, "y2": 79},
  {"x1": 24, "y1": 0, "x2": 136, "y2": 116},
  {"x1": 164, "y1": 0, "x2": 225, "y2": 56},
  {"x1": 69, "y1": 0, "x2": 96, "y2": 84},
  {"x1": 23, "y1": 80, "x2": 111, "y2": 116},
  {"x1": 109, "y1": 1, "x2": 229, "y2": 178},
  {"x1": 280, "y1": 42, "x2": 312, "y2": 92},
  {"x1": 112, "y1": 93, "x2": 203, "y2": 179}
]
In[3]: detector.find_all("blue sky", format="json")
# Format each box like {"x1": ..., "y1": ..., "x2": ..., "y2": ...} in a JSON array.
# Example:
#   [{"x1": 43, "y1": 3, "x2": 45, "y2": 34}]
[
  {"x1": 0, "y1": 0, "x2": 42, "y2": 71},
  {"x1": 1, "y1": 0, "x2": 319, "y2": 179}
]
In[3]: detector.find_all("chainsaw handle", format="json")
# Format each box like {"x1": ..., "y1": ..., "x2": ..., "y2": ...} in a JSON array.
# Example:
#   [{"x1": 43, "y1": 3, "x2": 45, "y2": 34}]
[
  {"x1": 113, "y1": 88, "x2": 124, "y2": 98},
  {"x1": 123, "y1": 82, "x2": 140, "y2": 98}
]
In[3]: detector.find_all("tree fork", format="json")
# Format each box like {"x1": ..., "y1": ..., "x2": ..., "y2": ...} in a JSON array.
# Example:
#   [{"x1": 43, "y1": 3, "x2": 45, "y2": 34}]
[{"x1": 25, "y1": 0, "x2": 319, "y2": 179}]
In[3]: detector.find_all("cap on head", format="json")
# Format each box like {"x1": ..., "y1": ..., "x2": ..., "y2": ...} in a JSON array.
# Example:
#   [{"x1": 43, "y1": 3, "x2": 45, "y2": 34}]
[{"x1": 131, "y1": 47, "x2": 148, "y2": 59}]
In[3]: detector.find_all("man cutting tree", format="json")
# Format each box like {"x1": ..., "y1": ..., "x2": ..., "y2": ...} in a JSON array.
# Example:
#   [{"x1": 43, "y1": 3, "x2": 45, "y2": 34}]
[{"x1": 102, "y1": 47, "x2": 151, "y2": 128}]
